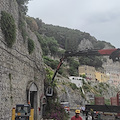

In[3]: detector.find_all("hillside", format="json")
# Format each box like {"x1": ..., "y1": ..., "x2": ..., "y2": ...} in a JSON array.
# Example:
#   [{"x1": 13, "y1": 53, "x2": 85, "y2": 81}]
[
  {"x1": 25, "y1": 16, "x2": 118, "y2": 78},
  {"x1": 25, "y1": 1, "x2": 120, "y2": 112},
  {"x1": 30, "y1": 8, "x2": 120, "y2": 108},
  {"x1": 27, "y1": 17, "x2": 115, "y2": 51},
  {"x1": 0, "y1": 1, "x2": 119, "y2": 120},
  {"x1": 55, "y1": 73, "x2": 119, "y2": 108},
  {"x1": 44, "y1": 61, "x2": 120, "y2": 109}
]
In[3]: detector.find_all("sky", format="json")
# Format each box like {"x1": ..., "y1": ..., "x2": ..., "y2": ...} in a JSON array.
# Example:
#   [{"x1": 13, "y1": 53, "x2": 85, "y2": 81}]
[{"x1": 27, "y1": 0, "x2": 120, "y2": 48}]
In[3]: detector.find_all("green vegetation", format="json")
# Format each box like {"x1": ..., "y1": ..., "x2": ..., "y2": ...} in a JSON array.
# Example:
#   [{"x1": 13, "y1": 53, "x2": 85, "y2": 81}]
[
  {"x1": 94, "y1": 40, "x2": 105, "y2": 49},
  {"x1": 46, "y1": 37, "x2": 59, "y2": 56},
  {"x1": 82, "y1": 84, "x2": 90, "y2": 92},
  {"x1": 105, "y1": 99, "x2": 111, "y2": 105},
  {"x1": 16, "y1": 0, "x2": 30, "y2": 41},
  {"x1": 45, "y1": 98, "x2": 69, "y2": 120},
  {"x1": 14, "y1": 1, "x2": 116, "y2": 110},
  {"x1": 79, "y1": 56, "x2": 103, "y2": 68},
  {"x1": 43, "y1": 56, "x2": 59, "y2": 69},
  {"x1": 69, "y1": 83, "x2": 78, "y2": 90},
  {"x1": 28, "y1": 38, "x2": 35, "y2": 54},
  {"x1": 35, "y1": 33, "x2": 48, "y2": 55},
  {"x1": 45, "y1": 68, "x2": 57, "y2": 87},
  {"x1": 67, "y1": 57, "x2": 79, "y2": 76},
  {"x1": 62, "y1": 81, "x2": 66, "y2": 85},
  {"x1": 34, "y1": 18, "x2": 114, "y2": 52},
  {"x1": 98, "y1": 82, "x2": 107, "y2": 91},
  {"x1": 33, "y1": 18, "x2": 114, "y2": 73},
  {"x1": 18, "y1": 11, "x2": 27, "y2": 41},
  {"x1": 16, "y1": 0, "x2": 29, "y2": 15},
  {"x1": 79, "y1": 87, "x2": 86, "y2": 99},
  {"x1": 82, "y1": 79, "x2": 86, "y2": 84},
  {"x1": 16, "y1": 0, "x2": 29, "y2": 5},
  {"x1": 44, "y1": 68, "x2": 69, "y2": 119},
  {"x1": 43, "y1": 56, "x2": 64, "y2": 75},
  {"x1": 80, "y1": 74, "x2": 86, "y2": 78},
  {"x1": 26, "y1": 17, "x2": 38, "y2": 32},
  {"x1": 1, "y1": 11, "x2": 16, "y2": 48},
  {"x1": 36, "y1": 33, "x2": 59, "y2": 56},
  {"x1": 43, "y1": 56, "x2": 79, "y2": 76}
]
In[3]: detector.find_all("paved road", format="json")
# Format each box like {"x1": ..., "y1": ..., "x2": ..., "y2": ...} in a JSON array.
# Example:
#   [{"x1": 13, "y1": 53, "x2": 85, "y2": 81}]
[
  {"x1": 69, "y1": 111, "x2": 116, "y2": 120},
  {"x1": 69, "y1": 111, "x2": 92, "y2": 120}
]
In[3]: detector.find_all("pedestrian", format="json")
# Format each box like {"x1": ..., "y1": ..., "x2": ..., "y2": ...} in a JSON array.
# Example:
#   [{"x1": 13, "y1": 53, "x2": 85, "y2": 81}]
[
  {"x1": 71, "y1": 109, "x2": 83, "y2": 120},
  {"x1": 81, "y1": 106, "x2": 85, "y2": 115},
  {"x1": 90, "y1": 109, "x2": 94, "y2": 120}
]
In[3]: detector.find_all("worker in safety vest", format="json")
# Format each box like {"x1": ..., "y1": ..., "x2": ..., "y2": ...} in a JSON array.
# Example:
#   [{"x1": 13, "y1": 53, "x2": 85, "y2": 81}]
[{"x1": 71, "y1": 109, "x2": 83, "y2": 120}]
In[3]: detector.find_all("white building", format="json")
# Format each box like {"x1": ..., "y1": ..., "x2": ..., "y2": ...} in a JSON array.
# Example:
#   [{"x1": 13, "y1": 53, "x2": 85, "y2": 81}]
[{"x1": 69, "y1": 76, "x2": 84, "y2": 88}]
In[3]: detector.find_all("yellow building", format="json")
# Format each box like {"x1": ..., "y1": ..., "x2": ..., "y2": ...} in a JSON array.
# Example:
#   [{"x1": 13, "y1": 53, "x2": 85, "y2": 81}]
[
  {"x1": 95, "y1": 71, "x2": 109, "y2": 82},
  {"x1": 79, "y1": 65, "x2": 109, "y2": 83},
  {"x1": 78, "y1": 65, "x2": 96, "y2": 81}
]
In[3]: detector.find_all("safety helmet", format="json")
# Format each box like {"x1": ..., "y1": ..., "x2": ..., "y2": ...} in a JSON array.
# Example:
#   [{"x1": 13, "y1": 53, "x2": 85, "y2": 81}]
[{"x1": 75, "y1": 109, "x2": 80, "y2": 113}]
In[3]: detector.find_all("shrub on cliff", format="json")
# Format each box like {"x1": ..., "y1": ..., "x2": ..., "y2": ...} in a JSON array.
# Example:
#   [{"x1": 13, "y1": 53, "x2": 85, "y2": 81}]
[
  {"x1": 28, "y1": 38, "x2": 35, "y2": 54},
  {"x1": 0, "y1": 11, "x2": 16, "y2": 48},
  {"x1": 16, "y1": 0, "x2": 29, "y2": 14}
]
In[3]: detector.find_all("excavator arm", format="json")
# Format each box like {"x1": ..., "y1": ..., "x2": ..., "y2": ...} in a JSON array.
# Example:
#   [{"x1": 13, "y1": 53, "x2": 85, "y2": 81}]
[{"x1": 46, "y1": 48, "x2": 120, "y2": 96}]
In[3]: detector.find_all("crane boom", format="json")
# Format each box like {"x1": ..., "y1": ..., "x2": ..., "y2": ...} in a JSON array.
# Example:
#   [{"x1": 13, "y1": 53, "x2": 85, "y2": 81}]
[
  {"x1": 46, "y1": 48, "x2": 120, "y2": 96},
  {"x1": 64, "y1": 49, "x2": 120, "y2": 60}
]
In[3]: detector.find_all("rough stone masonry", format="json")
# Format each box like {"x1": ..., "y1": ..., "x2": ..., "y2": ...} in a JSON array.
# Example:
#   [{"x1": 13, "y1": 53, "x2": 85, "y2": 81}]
[{"x1": 0, "y1": 0, "x2": 46, "y2": 119}]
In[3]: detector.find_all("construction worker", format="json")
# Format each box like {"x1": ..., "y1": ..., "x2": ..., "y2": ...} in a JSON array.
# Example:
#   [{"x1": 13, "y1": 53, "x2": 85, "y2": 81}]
[{"x1": 71, "y1": 109, "x2": 83, "y2": 120}]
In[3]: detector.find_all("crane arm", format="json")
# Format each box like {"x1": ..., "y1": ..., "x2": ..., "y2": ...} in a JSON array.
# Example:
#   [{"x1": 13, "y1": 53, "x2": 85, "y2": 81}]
[
  {"x1": 51, "y1": 57, "x2": 65, "y2": 84},
  {"x1": 47, "y1": 48, "x2": 120, "y2": 96},
  {"x1": 64, "y1": 48, "x2": 120, "y2": 61},
  {"x1": 51, "y1": 48, "x2": 120, "y2": 84}
]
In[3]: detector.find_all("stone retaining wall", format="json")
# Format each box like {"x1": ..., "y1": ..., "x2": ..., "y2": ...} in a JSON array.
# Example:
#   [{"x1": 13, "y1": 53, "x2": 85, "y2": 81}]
[{"x1": 0, "y1": 0, "x2": 45, "y2": 119}]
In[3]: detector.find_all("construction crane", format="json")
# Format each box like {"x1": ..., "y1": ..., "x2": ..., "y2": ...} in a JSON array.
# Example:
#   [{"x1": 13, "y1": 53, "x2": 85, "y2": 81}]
[{"x1": 46, "y1": 48, "x2": 120, "y2": 97}]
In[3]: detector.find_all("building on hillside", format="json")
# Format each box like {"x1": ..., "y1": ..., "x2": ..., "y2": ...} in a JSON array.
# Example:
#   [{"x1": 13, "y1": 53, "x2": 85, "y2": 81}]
[
  {"x1": 110, "y1": 73, "x2": 120, "y2": 86},
  {"x1": 95, "y1": 71, "x2": 109, "y2": 82},
  {"x1": 69, "y1": 76, "x2": 84, "y2": 87},
  {"x1": 103, "y1": 63, "x2": 120, "y2": 86},
  {"x1": 78, "y1": 65, "x2": 96, "y2": 81}
]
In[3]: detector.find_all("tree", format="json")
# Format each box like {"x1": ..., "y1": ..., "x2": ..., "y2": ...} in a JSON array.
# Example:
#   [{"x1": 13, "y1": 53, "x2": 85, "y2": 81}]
[
  {"x1": 16, "y1": 0, "x2": 30, "y2": 5},
  {"x1": 79, "y1": 56, "x2": 103, "y2": 68},
  {"x1": 45, "y1": 37, "x2": 59, "y2": 56},
  {"x1": 26, "y1": 17, "x2": 38, "y2": 31},
  {"x1": 16, "y1": 0, "x2": 30, "y2": 14}
]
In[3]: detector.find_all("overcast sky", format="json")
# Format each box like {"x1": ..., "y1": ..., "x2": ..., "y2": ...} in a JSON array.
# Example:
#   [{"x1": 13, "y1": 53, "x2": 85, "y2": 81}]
[{"x1": 27, "y1": 0, "x2": 120, "y2": 48}]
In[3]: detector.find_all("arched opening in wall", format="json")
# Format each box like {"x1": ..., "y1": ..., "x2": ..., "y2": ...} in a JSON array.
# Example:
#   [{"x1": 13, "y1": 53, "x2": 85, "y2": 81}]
[{"x1": 27, "y1": 82, "x2": 38, "y2": 119}]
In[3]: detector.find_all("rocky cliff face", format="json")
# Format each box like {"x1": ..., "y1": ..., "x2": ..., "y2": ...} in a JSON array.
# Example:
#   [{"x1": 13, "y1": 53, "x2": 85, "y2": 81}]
[
  {"x1": 55, "y1": 75, "x2": 119, "y2": 109},
  {"x1": 0, "y1": 0, "x2": 45, "y2": 119},
  {"x1": 55, "y1": 75, "x2": 83, "y2": 109},
  {"x1": 77, "y1": 38, "x2": 94, "y2": 51}
]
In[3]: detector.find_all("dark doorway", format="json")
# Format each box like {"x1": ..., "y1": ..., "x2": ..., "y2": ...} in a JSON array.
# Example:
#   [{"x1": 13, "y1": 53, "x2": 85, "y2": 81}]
[
  {"x1": 30, "y1": 91, "x2": 37, "y2": 107},
  {"x1": 29, "y1": 83, "x2": 38, "y2": 119}
]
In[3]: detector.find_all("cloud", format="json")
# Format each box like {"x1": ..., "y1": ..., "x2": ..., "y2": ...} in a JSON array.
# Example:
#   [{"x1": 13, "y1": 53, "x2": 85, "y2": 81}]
[{"x1": 27, "y1": 0, "x2": 120, "y2": 48}]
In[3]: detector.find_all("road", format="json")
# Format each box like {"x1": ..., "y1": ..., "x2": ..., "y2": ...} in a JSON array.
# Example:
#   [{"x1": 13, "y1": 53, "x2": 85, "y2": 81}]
[
  {"x1": 69, "y1": 111, "x2": 92, "y2": 120},
  {"x1": 69, "y1": 111, "x2": 116, "y2": 120}
]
